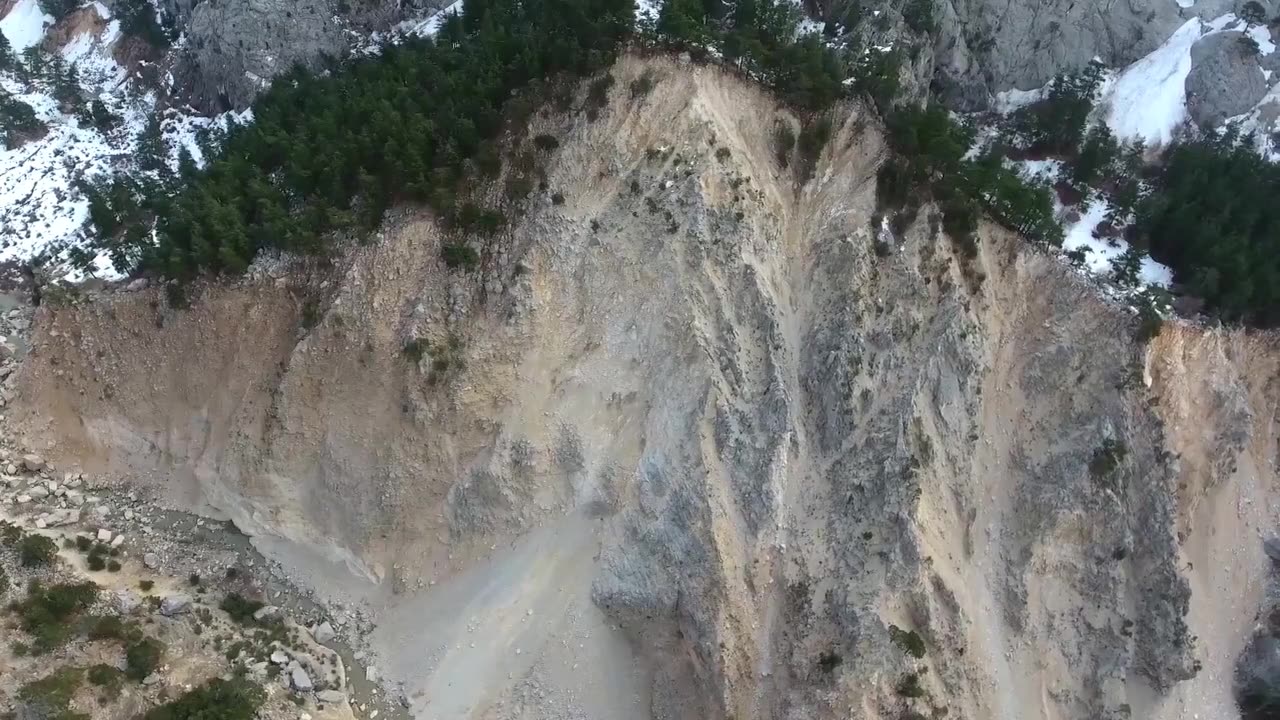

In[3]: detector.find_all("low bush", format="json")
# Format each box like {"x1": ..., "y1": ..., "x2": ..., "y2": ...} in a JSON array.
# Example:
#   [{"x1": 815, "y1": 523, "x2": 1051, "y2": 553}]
[
  {"x1": 441, "y1": 244, "x2": 480, "y2": 270},
  {"x1": 87, "y1": 615, "x2": 128, "y2": 641},
  {"x1": 220, "y1": 592, "x2": 265, "y2": 625},
  {"x1": 141, "y1": 678, "x2": 264, "y2": 720},
  {"x1": 15, "y1": 581, "x2": 98, "y2": 654},
  {"x1": 20, "y1": 534, "x2": 58, "y2": 567},
  {"x1": 1088, "y1": 438, "x2": 1128, "y2": 481},
  {"x1": 889, "y1": 624, "x2": 927, "y2": 658},
  {"x1": 87, "y1": 663, "x2": 125, "y2": 701},
  {"x1": 125, "y1": 637, "x2": 166, "y2": 681},
  {"x1": 629, "y1": 69, "x2": 657, "y2": 98},
  {"x1": 18, "y1": 667, "x2": 86, "y2": 720}
]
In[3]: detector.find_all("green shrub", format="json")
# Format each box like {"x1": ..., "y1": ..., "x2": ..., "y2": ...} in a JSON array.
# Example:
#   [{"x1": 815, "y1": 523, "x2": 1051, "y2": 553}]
[
  {"x1": 533, "y1": 134, "x2": 560, "y2": 152},
  {"x1": 139, "y1": 579, "x2": 155, "y2": 592},
  {"x1": 889, "y1": 624, "x2": 927, "y2": 658},
  {"x1": 219, "y1": 592, "x2": 265, "y2": 625},
  {"x1": 1089, "y1": 438, "x2": 1128, "y2": 482},
  {"x1": 629, "y1": 69, "x2": 657, "y2": 98},
  {"x1": 774, "y1": 123, "x2": 796, "y2": 168},
  {"x1": 87, "y1": 615, "x2": 127, "y2": 641},
  {"x1": 125, "y1": 637, "x2": 166, "y2": 681},
  {"x1": 87, "y1": 554, "x2": 106, "y2": 571},
  {"x1": 16, "y1": 581, "x2": 98, "y2": 654},
  {"x1": 107, "y1": 560, "x2": 122, "y2": 572},
  {"x1": 897, "y1": 671, "x2": 926, "y2": 698},
  {"x1": 441, "y1": 244, "x2": 480, "y2": 270},
  {"x1": 19, "y1": 667, "x2": 86, "y2": 720},
  {"x1": 402, "y1": 338, "x2": 429, "y2": 362},
  {"x1": 142, "y1": 678, "x2": 264, "y2": 720},
  {"x1": 797, "y1": 115, "x2": 833, "y2": 180},
  {"x1": 2, "y1": 520, "x2": 22, "y2": 545},
  {"x1": 75, "y1": 536, "x2": 92, "y2": 552},
  {"x1": 586, "y1": 73, "x2": 615, "y2": 110},
  {"x1": 20, "y1": 534, "x2": 58, "y2": 567},
  {"x1": 87, "y1": 663, "x2": 125, "y2": 701}
]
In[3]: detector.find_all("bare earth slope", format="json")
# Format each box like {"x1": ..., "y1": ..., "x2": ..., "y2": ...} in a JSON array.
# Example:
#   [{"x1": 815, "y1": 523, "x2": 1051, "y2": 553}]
[{"x1": 10, "y1": 54, "x2": 1280, "y2": 720}]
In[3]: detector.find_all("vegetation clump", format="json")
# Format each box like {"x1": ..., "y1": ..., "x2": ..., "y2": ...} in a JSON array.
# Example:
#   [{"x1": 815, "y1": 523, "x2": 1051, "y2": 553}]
[
  {"x1": 889, "y1": 624, "x2": 927, "y2": 659},
  {"x1": 14, "y1": 581, "x2": 98, "y2": 654},
  {"x1": 18, "y1": 667, "x2": 87, "y2": 720},
  {"x1": 219, "y1": 592, "x2": 265, "y2": 625},
  {"x1": 141, "y1": 678, "x2": 264, "y2": 720},
  {"x1": 125, "y1": 636, "x2": 166, "y2": 681},
  {"x1": 1088, "y1": 438, "x2": 1128, "y2": 482},
  {"x1": 20, "y1": 534, "x2": 59, "y2": 567}
]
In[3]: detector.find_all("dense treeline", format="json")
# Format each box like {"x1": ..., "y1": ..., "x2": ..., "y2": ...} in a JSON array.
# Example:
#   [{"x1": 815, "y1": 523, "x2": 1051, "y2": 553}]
[
  {"x1": 88, "y1": 0, "x2": 854, "y2": 278},
  {"x1": 93, "y1": 0, "x2": 634, "y2": 277},
  {"x1": 1136, "y1": 136, "x2": 1280, "y2": 325},
  {"x1": 877, "y1": 104, "x2": 1061, "y2": 251},
  {"x1": 653, "y1": 0, "x2": 845, "y2": 110}
]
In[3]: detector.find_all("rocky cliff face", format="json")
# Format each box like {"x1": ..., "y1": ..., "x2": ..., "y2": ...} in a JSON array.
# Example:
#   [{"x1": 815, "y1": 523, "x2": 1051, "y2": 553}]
[
  {"x1": 10, "y1": 55, "x2": 1280, "y2": 720},
  {"x1": 178, "y1": 0, "x2": 348, "y2": 111}
]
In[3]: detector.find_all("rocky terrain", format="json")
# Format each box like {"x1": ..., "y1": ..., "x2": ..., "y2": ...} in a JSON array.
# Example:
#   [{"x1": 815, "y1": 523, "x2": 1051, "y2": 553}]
[
  {"x1": 1, "y1": 54, "x2": 1277, "y2": 720},
  {"x1": 0, "y1": 301, "x2": 414, "y2": 720}
]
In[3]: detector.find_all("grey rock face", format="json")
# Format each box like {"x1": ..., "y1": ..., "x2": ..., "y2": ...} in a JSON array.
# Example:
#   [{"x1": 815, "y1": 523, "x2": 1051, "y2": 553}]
[
  {"x1": 1187, "y1": 32, "x2": 1270, "y2": 127},
  {"x1": 929, "y1": 0, "x2": 1247, "y2": 106},
  {"x1": 180, "y1": 0, "x2": 348, "y2": 111}
]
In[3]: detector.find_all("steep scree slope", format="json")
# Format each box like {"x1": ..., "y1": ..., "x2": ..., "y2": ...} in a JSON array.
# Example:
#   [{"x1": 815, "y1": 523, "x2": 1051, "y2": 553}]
[{"x1": 10, "y1": 55, "x2": 1280, "y2": 720}]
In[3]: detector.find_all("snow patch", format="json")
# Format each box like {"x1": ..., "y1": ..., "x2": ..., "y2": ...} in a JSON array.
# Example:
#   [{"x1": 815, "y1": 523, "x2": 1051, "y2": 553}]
[
  {"x1": 0, "y1": 0, "x2": 53, "y2": 52},
  {"x1": 1014, "y1": 158, "x2": 1064, "y2": 183},
  {"x1": 1101, "y1": 18, "x2": 1200, "y2": 146},
  {"x1": 1101, "y1": 14, "x2": 1274, "y2": 146},
  {"x1": 994, "y1": 85, "x2": 1048, "y2": 114},
  {"x1": 635, "y1": 0, "x2": 659, "y2": 23},
  {"x1": 396, "y1": 0, "x2": 463, "y2": 37},
  {"x1": 1245, "y1": 22, "x2": 1275, "y2": 55},
  {"x1": 1062, "y1": 199, "x2": 1173, "y2": 286}
]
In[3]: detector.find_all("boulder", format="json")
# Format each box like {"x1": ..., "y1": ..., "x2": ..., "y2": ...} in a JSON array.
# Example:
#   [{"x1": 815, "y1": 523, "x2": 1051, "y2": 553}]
[
  {"x1": 97, "y1": 528, "x2": 113, "y2": 542},
  {"x1": 271, "y1": 649, "x2": 290, "y2": 664},
  {"x1": 313, "y1": 620, "x2": 336, "y2": 644},
  {"x1": 254, "y1": 605, "x2": 283, "y2": 623},
  {"x1": 1265, "y1": 537, "x2": 1280, "y2": 561},
  {"x1": 1186, "y1": 32, "x2": 1270, "y2": 128},
  {"x1": 22, "y1": 454, "x2": 45, "y2": 471},
  {"x1": 316, "y1": 689, "x2": 346, "y2": 703},
  {"x1": 27, "y1": 485, "x2": 50, "y2": 499},
  {"x1": 114, "y1": 590, "x2": 142, "y2": 614},
  {"x1": 291, "y1": 666, "x2": 314, "y2": 692},
  {"x1": 160, "y1": 594, "x2": 192, "y2": 616},
  {"x1": 143, "y1": 552, "x2": 161, "y2": 569},
  {"x1": 45, "y1": 508, "x2": 80, "y2": 526}
]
